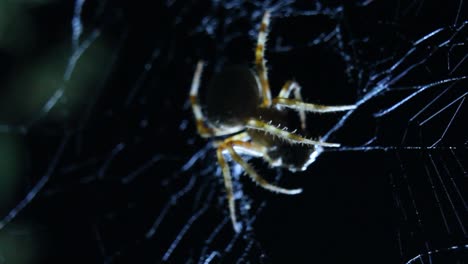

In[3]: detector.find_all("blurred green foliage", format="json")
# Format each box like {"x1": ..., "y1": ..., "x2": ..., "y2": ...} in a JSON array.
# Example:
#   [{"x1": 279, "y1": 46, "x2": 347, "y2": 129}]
[
  {"x1": 0, "y1": 0, "x2": 111, "y2": 123},
  {"x1": 0, "y1": 134, "x2": 23, "y2": 208},
  {"x1": 0, "y1": 1, "x2": 109, "y2": 262},
  {"x1": 0, "y1": 134, "x2": 37, "y2": 263},
  {"x1": 0, "y1": 1, "x2": 35, "y2": 54},
  {"x1": 0, "y1": 224, "x2": 39, "y2": 264}
]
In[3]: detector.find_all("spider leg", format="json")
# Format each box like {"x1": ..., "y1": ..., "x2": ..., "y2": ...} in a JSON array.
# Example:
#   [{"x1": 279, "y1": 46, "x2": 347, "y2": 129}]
[
  {"x1": 216, "y1": 143, "x2": 239, "y2": 232},
  {"x1": 190, "y1": 61, "x2": 216, "y2": 138},
  {"x1": 276, "y1": 80, "x2": 307, "y2": 130},
  {"x1": 246, "y1": 118, "x2": 340, "y2": 147},
  {"x1": 217, "y1": 138, "x2": 302, "y2": 232},
  {"x1": 272, "y1": 97, "x2": 356, "y2": 114},
  {"x1": 255, "y1": 11, "x2": 272, "y2": 107},
  {"x1": 212, "y1": 132, "x2": 249, "y2": 148},
  {"x1": 214, "y1": 133, "x2": 250, "y2": 232},
  {"x1": 227, "y1": 141, "x2": 302, "y2": 194}
]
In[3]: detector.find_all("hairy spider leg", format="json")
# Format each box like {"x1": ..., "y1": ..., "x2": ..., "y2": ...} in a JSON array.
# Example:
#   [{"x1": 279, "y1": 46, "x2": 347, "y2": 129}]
[
  {"x1": 276, "y1": 80, "x2": 307, "y2": 130},
  {"x1": 227, "y1": 141, "x2": 302, "y2": 194},
  {"x1": 212, "y1": 132, "x2": 249, "y2": 147},
  {"x1": 190, "y1": 61, "x2": 216, "y2": 138},
  {"x1": 246, "y1": 119, "x2": 341, "y2": 147},
  {"x1": 272, "y1": 97, "x2": 356, "y2": 114},
  {"x1": 217, "y1": 139, "x2": 302, "y2": 232},
  {"x1": 215, "y1": 133, "x2": 250, "y2": 232},
  {"x1": 216, "y1": 144, "x2": 238, "y2": 231},
  {"x1": 256, "y1": 11, "x2": 273, "y2": 107}
]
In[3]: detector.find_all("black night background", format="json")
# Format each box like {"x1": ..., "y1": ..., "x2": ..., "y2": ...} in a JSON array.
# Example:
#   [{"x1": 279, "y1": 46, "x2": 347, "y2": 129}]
[{"x1": 0, "y1": 1, "x2": 466, "y2": 263}]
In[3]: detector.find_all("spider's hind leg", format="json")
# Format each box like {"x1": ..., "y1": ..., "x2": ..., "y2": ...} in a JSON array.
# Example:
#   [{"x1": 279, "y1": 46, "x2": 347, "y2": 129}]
[
  {"x1": 226, "y1": 141, "x2": 302, "y2": 195},
  {"x1": 217, "y1": 138, "x2": 302, "y2": 232},
  {"x1": 190, "y1": 61, "x2": 215, "y2": 138},
  {"x1": 216, "y1": 144, "x2": 240, "y2": 232}
]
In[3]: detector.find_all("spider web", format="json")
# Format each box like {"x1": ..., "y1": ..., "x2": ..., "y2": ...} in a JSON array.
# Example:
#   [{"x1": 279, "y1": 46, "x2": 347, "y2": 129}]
[{"x1": 0, "y1": 0, "x2": 466, "y2": 263}]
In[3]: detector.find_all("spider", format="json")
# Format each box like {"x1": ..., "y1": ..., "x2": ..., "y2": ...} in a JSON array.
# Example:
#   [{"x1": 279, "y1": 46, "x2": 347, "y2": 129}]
[{"x1": 189, "y1": 11, "x2": 356, "y2": 232}]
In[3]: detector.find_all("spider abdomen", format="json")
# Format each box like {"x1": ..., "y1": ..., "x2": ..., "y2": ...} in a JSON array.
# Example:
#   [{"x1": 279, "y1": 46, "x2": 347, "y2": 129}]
[{"x1": 205, "y1": 65, "x2": 261, "y2": 128}]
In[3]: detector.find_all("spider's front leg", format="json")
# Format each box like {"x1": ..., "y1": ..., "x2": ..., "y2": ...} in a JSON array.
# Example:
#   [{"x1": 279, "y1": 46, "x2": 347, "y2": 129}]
[
  {"x1": 272, "y1": 80, "x2": 356, "y2": 117},
  {"x1": 246, "y1": 119, "x2": 341, "y2": 147},
  {"x1": 273, "y1": 81, "x2": 356, "y2": 117},
  {"x1": 275, "y1": 80, "x2": 307, "y2": 130},
  {"x1": 255, "y1": 11, "x2": 273, "y2": 107}
]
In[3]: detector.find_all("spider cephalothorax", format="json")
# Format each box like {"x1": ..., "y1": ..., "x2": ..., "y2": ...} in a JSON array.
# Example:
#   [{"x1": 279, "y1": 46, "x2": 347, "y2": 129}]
[{"x1": 190, "y1": 11, "x2": 356, "y2": 232}]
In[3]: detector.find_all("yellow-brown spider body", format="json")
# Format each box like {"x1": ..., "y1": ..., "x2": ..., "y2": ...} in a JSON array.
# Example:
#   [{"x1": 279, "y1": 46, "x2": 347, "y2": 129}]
[
  {"x1": 206, "y1": 65, "x2": 313, "y2": 171},
  {"x1": 190, "y1": 11, "x2": 356, "y2": 232},
  {"x1": 205, "y1": 65, "x2": 262, "y2": 131}
]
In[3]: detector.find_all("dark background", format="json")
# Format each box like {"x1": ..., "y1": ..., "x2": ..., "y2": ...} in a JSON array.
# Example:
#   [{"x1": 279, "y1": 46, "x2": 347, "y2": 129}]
[{"x1": 0, "y1": 0, "x2": 466, "y2": 263}]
